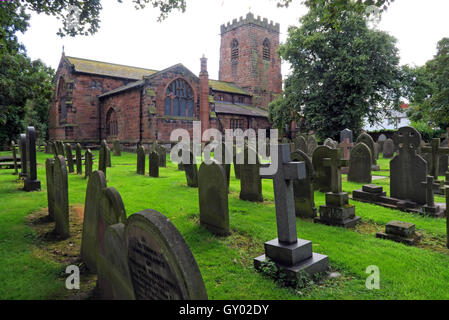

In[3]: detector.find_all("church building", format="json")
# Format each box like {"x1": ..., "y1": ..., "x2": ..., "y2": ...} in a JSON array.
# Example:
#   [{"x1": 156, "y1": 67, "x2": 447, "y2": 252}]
[{"x1": 49, "y1": 13, "x2": 282, "y2": 145}]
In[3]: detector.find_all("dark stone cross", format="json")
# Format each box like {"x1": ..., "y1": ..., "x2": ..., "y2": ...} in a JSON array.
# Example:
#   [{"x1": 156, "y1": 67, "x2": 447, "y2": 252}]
[
  {"x1": 260, "y1": 144, "x2": 306, "y2": 244},
  {"x1": 421, "y1": 175, "x2": 443, "y2": 216},
  {"x1": 338, "y1": 138, "x2": 353, "y2": 160},
  {"x1": 421, "y1": 138, "x2": 449, "y2": 180},
  {"x1": 323, "y1": 149, "x2": 349, "y2": 194}
]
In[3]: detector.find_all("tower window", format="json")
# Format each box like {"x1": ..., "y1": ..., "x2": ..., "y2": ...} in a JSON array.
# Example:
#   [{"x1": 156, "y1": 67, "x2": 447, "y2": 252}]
[
  {"x1": 231, "y1": 39, "x2": 239, "y2": 63},
  {"x1": 263, "y1": 38, "x2": 271, "y2": 61}
]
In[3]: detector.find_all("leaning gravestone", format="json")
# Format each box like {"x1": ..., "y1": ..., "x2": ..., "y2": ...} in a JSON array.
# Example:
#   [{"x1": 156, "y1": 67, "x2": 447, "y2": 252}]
[
  {"x1": 312, "y1": 146, "x2": 334, "y2": 192},
  {"x1": 85, "y1": 149, "x2": 93, "y2": 179},
  {"x1": 81, "y1": 170, "x2": 107, "y2": 272},
  {"x1": 356, "y1": 132, "x2": 379, "y2": 171},
  {"x1": 19, "y1": 133, "x2": 27, "y2": 178},
  {"x1": 126, "y1": 210, "x2": 208, "y2": 300},
  {"x1": 383, "y1": 138, "x2": 395, "y2": 159},
  {"x1": 65, "y1": 144, "x2": 75, "y2": 173},
  {"x1": 291, "y1": 150, "x2": 317, "y2": 219},
  {"x1": 24, "y1": 127, "x2": 41, "y2": 191},
  {"x1": 136, "y1": 145, "x2": 146, "y2": 175},
  {"x1": 99, "y1": 140, "x2": 108, "y2": 177},
  {"x1": 184, "y1": 150, "x2": 198, "y2": 188},
  {"x1": 75, "y1": 143, "x2": 82, "y2": 175},
  {"x1": 45, "y1": 158, "x2": 55, "y2": 221},
  {"x1": 53, "y1": 155, "x2": 69, "y2": 239},
  {"x1": 149, "y1": 151, "x2": 159, "y2": 178},
  {"x1": 239, "y1": 146, "x2": 263, "y2": 202},
  {"x1": 348, "y1": 142, "x2": 372, "y2": 184},
  {"x1": 390, "y1": 126, "x2": 427, "y2": 205},
  {"x1": 113, "y1": 141, "x2": 121, "y2": 157},
  {"x1": 198, "y1": 160, "x2": 230, "y2": 235}
]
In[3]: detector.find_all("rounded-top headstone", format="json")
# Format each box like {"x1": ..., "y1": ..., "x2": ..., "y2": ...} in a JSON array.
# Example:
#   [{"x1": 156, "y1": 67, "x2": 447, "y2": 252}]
[
  {"x1": 312, "y1": 146, "x2": 334, "y2": 192},
  {"x1": 125, "y1": 209, "x2": 208, "y2": 300}
]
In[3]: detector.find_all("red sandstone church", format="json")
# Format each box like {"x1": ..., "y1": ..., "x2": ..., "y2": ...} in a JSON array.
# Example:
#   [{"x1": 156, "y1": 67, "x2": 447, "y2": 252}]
[{"x1": 49, "y1": 13, "x2": 282, "y2": 145}]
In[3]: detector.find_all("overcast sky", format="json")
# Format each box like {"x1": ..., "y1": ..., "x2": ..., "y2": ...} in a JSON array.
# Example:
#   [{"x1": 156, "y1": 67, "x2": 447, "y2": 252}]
[{"x1": 17, "y1": 0, "x2": 449, "y2": 80}]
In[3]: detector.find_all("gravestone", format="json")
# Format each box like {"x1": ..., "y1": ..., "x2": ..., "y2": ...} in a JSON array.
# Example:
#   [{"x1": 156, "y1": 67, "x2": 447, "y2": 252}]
[
  {"x1": 24, "y1": 127, "x2": 41, "y2": 191},
  {"x1": 421, "y1": 176, "x2": 444, "y2": 217},
  {"x1": 374, "y1": 142, "x2": 380, "y2": 160},
  {"x1": 315, "y1": 148, "x2": 360, "y2": 228},
  {"x1": 47, "y1": 141, "x2": 54, "y2": 155},
  {"x1": 106, "y1": 144, "x2": 112, "y2": 167},
  {"x1": 255, "y1": 144, "x2": 328, "y2": 278},
  {"x1": 293, "y1": 136, "x2": 308, "y2": 154},
  {"x1": 53, "y1": 156, "x2": 69, "y2": 239},
  {"x1": 347, "y1": 142, "x2": 372, "y2": 184},
  {"x1": 65, "y1": 144, "x2": 75, "y2": 173},
  {"x1": 126, "y1": 210, "x2": 208, "y2": 300},
  {"x1": 57, "y1": 141, "x2": 65, "y2": 157},
  {"x1": 19, "y1": 133, "x2": 27, "y2": 178},
  {"x1": 81, "y1": 170, "x2": 107, "y2": 272},
  {"x1": 307, "y1": 135, "x2": 318, "y2": 157},
  {"x1": 390, "y1": 126, "x2": 427, "y2": 205},
  {"x1": 45, "y1": 158, "x2": 55, "y2": 221},
  {"x1": 239, "y1": 146, "x2": 263, "y2": 202},
  {"x1": 233, "y1": 147, "x2": 242, "y2": 179},
  {"x1": 356, "y1": 133, "x2": 379, "y2": 171},
  {"x1": 136, "y1": 145, "x2": 146, "y2": 175},
  {"x1": 439, "y1": 138, "x2": 448, "y2": 176},
  {"x1": 11, "y1": 140, "x2": 18, "y2": 175},
  {"x1": 149, "y1": 151, "x2": 159, "y2": 178},
  {"x1": 312, "y1": 146, "x2": 334, "y2": 192},
  {"x1": 291, "y1": 150, "x2": 317, "y2": 219},
  {"x1": 377, "y1": 134, "x2": 387, "y2": 152},
  {"x1": 421, "y1": 138, "x2": 449, "y2": 181},
  {"x1": 158, "y1": 145, "x2": 167, "y2": 168},
  {"x1": 198, "y1": 160, "x2": 230, "y2": 235},
  {"x1": 99, "y1": 140, "x2": 108, "y2": 177},
  {"x1": 85, "y1": 149, "x2": 93, "y2": 179},
  {"x1": 340, "y1": 129, "x2": 353, "y2": 143},
  {"x1": 338, "y1": 138, "x2": 353, "y2": 174},
  {"x1": 75, "y1": 143, "x2": 82, "y2": 175},
  {"x1": 376, "y1": 221, "x2": 422, "y2": 245},
  {"x1": 184, "y1": 150, "x2": 198, "y2": 188},
  {"x1": 383, "y1": 138, "x2": 395, "y2": 159},
  {"x1": 113, "y1": 140, "x2": 121, "y2": 156},
  {"x1": 324, "y1": 138, "x2": 337, "y2": 149}
]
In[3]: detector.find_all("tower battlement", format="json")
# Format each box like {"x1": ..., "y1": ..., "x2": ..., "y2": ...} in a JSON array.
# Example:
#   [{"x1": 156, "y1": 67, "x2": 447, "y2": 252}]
[{"x1": 220, "y1": 12, "x2": 280, "y2": 34}]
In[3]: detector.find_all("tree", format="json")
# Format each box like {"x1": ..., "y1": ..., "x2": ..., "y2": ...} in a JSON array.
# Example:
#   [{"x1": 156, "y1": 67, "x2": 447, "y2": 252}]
[{"x1": 269, "y1": 3, "x2": 402, "y2": 140}]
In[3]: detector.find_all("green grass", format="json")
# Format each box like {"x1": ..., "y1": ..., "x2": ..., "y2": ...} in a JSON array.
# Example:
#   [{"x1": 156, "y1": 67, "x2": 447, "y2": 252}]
[{"x1": 0, "y1": 150, "x2": 448, "y2": 300}]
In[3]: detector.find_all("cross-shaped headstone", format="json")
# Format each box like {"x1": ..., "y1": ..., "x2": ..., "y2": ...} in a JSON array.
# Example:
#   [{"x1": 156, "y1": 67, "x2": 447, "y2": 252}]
[
  {"x1": 421, "y1": 138, "x2": 449, "y2": 179},
  {"x1": 323, "y1": 148, "x2": 349, "y2": 194},
  {"x1": 260, "y1": 144, "x2": 306, "y2": 245},
  {"x1": 421, "y1": 175, "x2": 441, "y2": 208},
  {"x1": 338, "y1": 138, "x2": 354, "y2": 160}
]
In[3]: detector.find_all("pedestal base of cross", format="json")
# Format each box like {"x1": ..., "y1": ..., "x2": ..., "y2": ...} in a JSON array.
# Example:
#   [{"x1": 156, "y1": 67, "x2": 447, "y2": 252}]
[
  {"x1": 254, "y1": 144, "x2": 328, "y2": 280},
  {"x1": 24, "y1": 178, "x2": 41, "y2": 192}
]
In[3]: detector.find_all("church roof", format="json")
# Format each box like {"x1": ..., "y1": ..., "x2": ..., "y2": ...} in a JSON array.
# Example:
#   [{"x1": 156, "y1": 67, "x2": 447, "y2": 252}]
[
  {"x1": 98, "y1": 80, "x2": 145, "y2": 98},
  {"x1": 209, "y1": 80, "x2": 250, "y2": 96},
  {"x1": 214, "y1": 101, "x2": 268, "y2": 118}
]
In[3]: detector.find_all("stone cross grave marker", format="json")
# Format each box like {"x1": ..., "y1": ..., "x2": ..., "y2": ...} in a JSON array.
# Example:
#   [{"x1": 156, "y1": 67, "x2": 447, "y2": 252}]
[
  {"x1": 53, "y1": 155, "x2": 69, "y2": 239},
  {"x1": 136, "y1": 145, "x2": 146, "y2": 175},
  {"x1": 24, "y1": 127, "x2": 41, "y2": 191},
  {"x1": 338, "y1": 138, "x2": 353, "y2": 160},
  {"x1": 19, "y1": 133, "x2": 27, "y2": 178},
  {"x1": 323, "y1": 148, "x2": 348, "y2": 194},
  {"x1": 421, "y1": 138, "x2": 449, "y2": 181},
  {"x1": 45, "y1": 158, "x2": 55, "y2": 221},
  {"x1": 255, "y1": 144, "x2": 328, "y2": 277},
  {"x1": 75, "y1": 143, "x2": 82, "y2": 175},
  {"x1": 85, "y1": 149, "x2": 93, "y2": 179},
  {"x1": 291, "y1": 150, "x2": 317, "y2": 219},
  {"x1": 421, "y1": 176, "x2": 444, "y2": 217},
  {"x1": 340, "y1": 128, "x2": 353, "y2": 143}
]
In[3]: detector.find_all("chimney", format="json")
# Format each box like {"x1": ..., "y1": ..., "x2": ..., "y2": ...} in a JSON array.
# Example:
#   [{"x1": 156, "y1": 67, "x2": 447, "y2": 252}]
[{"x1": 199, "y1": 55, "x2": 210, "y2": 139}]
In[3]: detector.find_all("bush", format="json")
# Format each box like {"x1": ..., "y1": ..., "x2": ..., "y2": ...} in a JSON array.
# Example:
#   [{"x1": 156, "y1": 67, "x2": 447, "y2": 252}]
[{"x1": 411, "y1": 121, "x2": 446, "y2": 142}]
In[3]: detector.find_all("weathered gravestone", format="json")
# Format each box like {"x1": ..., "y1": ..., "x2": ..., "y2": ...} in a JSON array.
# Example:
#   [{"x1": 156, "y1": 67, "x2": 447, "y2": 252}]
[
  {"x1": 11, "y1": 140, "x2": 18, "y2": 175},
  {"x1": 126, "y1": 210, "x2": 208, "y2": 300},
  {"x1": 184, "y1": 149, "x2": 198, "y2": 188},
  {"x1": 293, "y1": 136, "x2": 308, "y2": 154},
  {"x1": 149, "y1": 151, "x2": 159, "y2": 178},
  {"x1": 374, "y1": 142, "x2": 380, "y2": 160},
  {"x1": 338, "y1": 138, "x2": 353, "y2": 174},
  {"x1": 390, "y1": 126, "x2": 427, "y2": 206},
  {"x1": 81, "y1": 171, "x2": 107, "y2": 272},
  {"x1": 198, "y1": 160, "x2": 230, "y2": 235},
  {"x1": 53, "y1": 155, "x2": 69, "y2": 239},
  {"x1": 85, "y1": 149, "x2": 93, "y2": 179},
  {"x1": 439, "y1": 138, "x2": 449, "y2": 176},
  {"x1": 57, "y1": 141, "x2": 65, "y2": 157},
  {"x1": 65, "y1": 143, "x2": 75, "y2": 173},
  {"x1": 47, "y1": 141, "x2": 54, "y2": 155},
  {"x1": 254, "y1": 144, "x2": 328, "y2": 278},
  {"x1": 376, "y1": 221, "x2": 422, "y2": 245},
  {"x1": 377, "y1": 134, "x2": 387, "y2": 153},
  {"x1": 99, "y1": 140, "x2": 108, "y2": 177},
  {"x1": 24, "y1": 127, "x2": 41, "y2": 191},
  {"x1": 45, "y1": 158, "x2": 55, "y2": 221},
  {"x1": 113, "y1": 140, "x2": 121, "y2": 156},
  {"x1": 106, "y1": 144, "x2": 112, "y2": 167},
  {"x1": 233, "y1": 147, "x2": 242, "y2": 180},
  {"x1": 239, "y1": 146, "x2": 263, "y2": 202},
  {"x1": 356, "y1": 132, "x2": 379, "y2": 171},
  {"x1": 324, "y1": 138, "x2": 337, "y2": 149},
  {"x1": 158, "y1": 145, "x2": 167, "y2": 168},
  {"x1": 19, "y1": 133, "x2": 27, "y2": 178},
  {"x1": 421, "y1": 138, "x2": 449, "y2": 183},
  {"x1": 75, "y1": 143, "x2": 82, "y2": 175},
  {"x1": 312, "y1": 146, "x2": 334, "y2": 192},
  {"x1": 136, "y1": 145, "x2": 146, "y2": 175},
  {"x1": 383, "y1": 138, "x2": 395, "y2": 159},
  {"x1": 340, "y1": 128, "x2": 353, "y2": 144},
  {"x1": 307, "y1": 135, "x2": 318, "y2": 157},
  {"x1": 315, "y1": 148, "x2": 360, "y2": 228},
  {"x1": 291, "y1": 150, "x2": 317, "y2": 219},
  {"x1": 348, "y1": 142, "x2": 372, "y2": 184}
]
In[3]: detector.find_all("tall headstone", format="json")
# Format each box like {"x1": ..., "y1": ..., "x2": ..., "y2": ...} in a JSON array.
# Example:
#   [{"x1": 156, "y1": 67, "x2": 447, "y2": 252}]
[
  {"x1": 149, "y1": 151, "x2": 159, "y2": 178},
  {"x1": 382, "y1": 138, "x2": 395, "y2": 159},
  {"x1": 136, "y1": 145, "x2": 146, "y2": 175},
  {"x1": 158, "y1": 145, "x2": 167, "y2": 168},
  {"x1": 24, "y1": 127, "x2": 41, "y2": 191},
  {"x1": 377, "y1": 134, "x2": 387, "y2": 152},
  {"x1": 439, "y1": 138, "x2": 449, "y2": 176},
  {"x1": 198, "y1": 160, "x2": 230, "y2": 235},
  {"x1": 126, "y1": 210, "x2": 208, "y2": 300},
  {"x1": 184, "y1": 150, "x2": 198, "y2": 188},
  {"x1": 53, "y1": 156, "x2": 69, "y2": 239},
  {"x1": 239, "y1": 146, "x2": 263, "y2": 202},
  {"x1": 19, "y1": 134, "x2": 27, "y2": 178},
  {"x1": 11, "y1": 140, "x2": 18, "y2": 175},
  {"x1": 99, "y1": 140, "x2": 108, "y2": 177},
  {"x1": 75, "y1": 143, "x2": 83, "y2": 175},
  {"x1": 347, "y1": 142, "x2": 372, "y2": 184},
  {"x1": 45, "y1": 158, "x2": 55, "y2": 221},
  {"x1": 85, "y1": 149, "x2": 93, "y2": 179},
  {"x1": 81, "y1": 170, "x2": 107, "y2": 272},
  {"x1": 356, "y1": 132, "x2": 379, "y2": 171},
  {"x1": 65, "y1": 143, "x2": 75, "y2": 173},
  {"x1": 106, "y1": 144, "x2": 112, "y2": 167},
  {"x1": 113, "y1": 140, "x2": 121, "y2": 156},
  {"x1": 255, "y1": 144, "x2": 328, "y2": 277},
  {"x1": 390, "y1": 127, "x2": 427, "y2": 205},
  {"x1": 312, "y1": 146, "x2": 334, "y2": 192},
  {"x1": 291, "y1": 150, "x2": 317, "y2": 219}
]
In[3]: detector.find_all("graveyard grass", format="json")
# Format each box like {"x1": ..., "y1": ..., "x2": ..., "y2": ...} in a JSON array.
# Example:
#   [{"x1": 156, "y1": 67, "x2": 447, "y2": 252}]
[{"x1": 1, "y1": 151, "x2": 449, "y2": 300}]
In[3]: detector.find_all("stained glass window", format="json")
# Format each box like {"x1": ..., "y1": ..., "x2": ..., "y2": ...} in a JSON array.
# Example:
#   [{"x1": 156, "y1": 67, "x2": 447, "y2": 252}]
[{"x1": 164, "y1": 79, "x2": 194, "y2": 117}]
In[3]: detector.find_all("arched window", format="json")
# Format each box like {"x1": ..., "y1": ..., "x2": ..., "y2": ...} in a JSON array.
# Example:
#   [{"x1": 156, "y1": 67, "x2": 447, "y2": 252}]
[
  {"x1": 263, "y1": 38, "x2": 271, "y2": 61},
  {"x1": 164, "y1": 79, "x2": 194, "y2": 117},
  {"x1": 106, "y1": 108, "x2": 118, "y2": 136},
  {"x1": 231, "y1": 39, "x2": 239, "y2": 63}
]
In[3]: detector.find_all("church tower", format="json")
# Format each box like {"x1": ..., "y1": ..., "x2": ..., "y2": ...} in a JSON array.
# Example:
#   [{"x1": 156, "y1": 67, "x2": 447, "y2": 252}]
[{"x1": 219, "y1": 13, "x2": 282, "y2": 109}]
